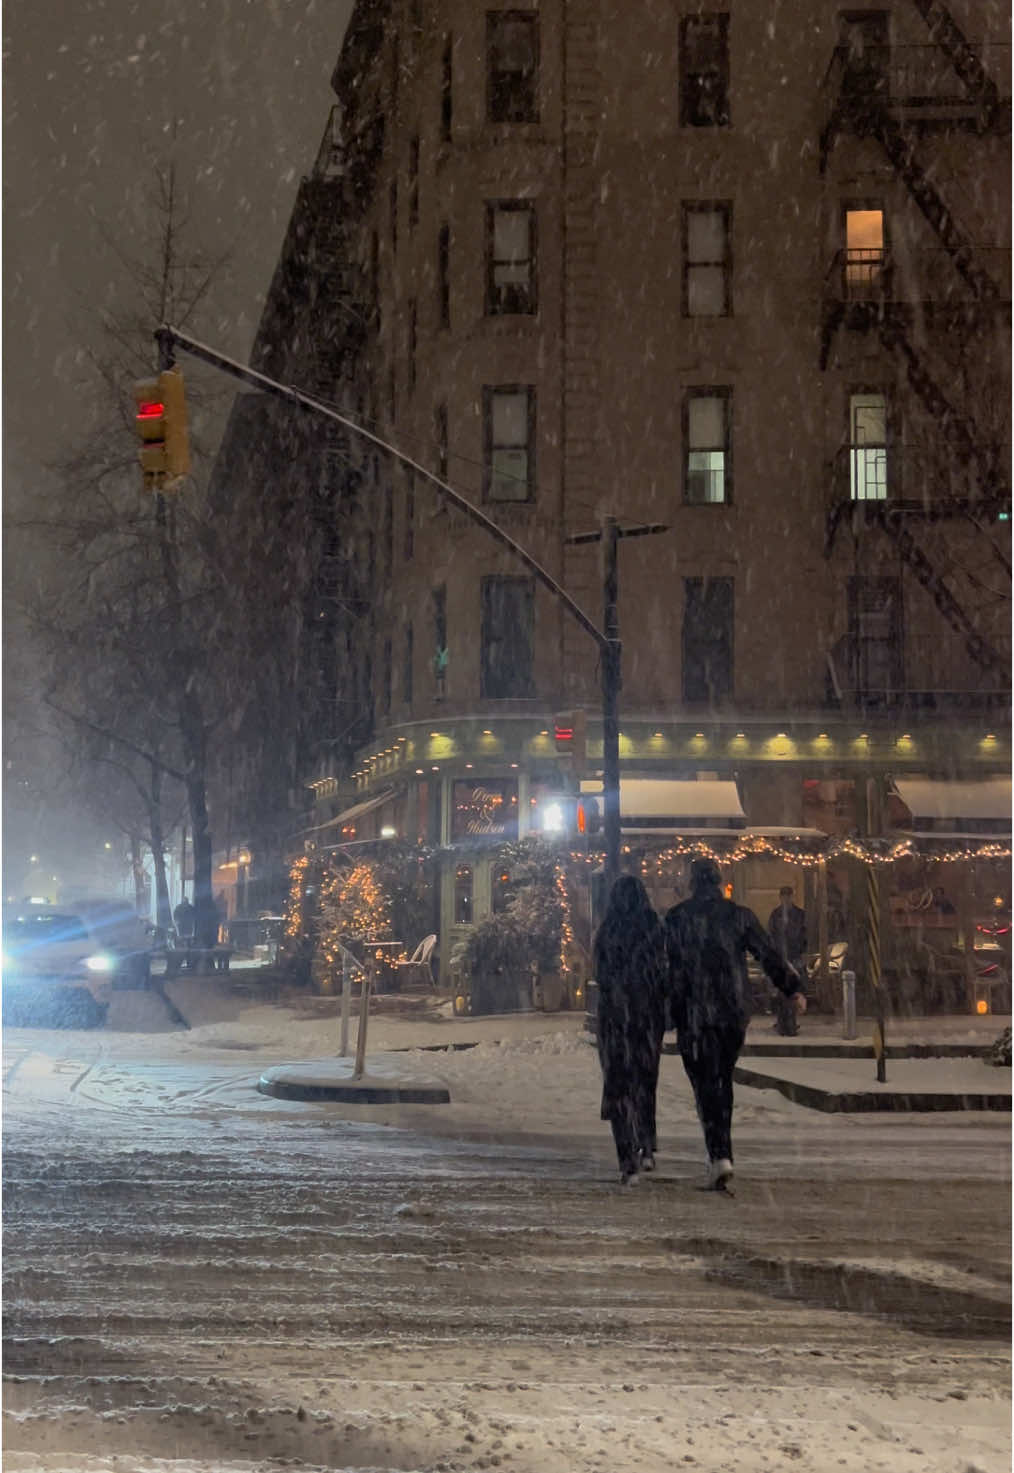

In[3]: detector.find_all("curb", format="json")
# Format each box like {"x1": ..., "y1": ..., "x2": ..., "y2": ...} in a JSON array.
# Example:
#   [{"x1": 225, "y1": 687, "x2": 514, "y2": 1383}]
[
  {"x1": 257, "y1": 1074, "x2": 450, "y2": 1104},
  {"x1": 733, "y1": 1063, "x2": 1011, "y2": 1113}
]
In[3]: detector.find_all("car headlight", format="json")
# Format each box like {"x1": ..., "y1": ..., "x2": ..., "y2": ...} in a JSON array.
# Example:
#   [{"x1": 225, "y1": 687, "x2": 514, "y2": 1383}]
[{"x1": 84, "y1": 953, "x2": 116, "y2": 972}]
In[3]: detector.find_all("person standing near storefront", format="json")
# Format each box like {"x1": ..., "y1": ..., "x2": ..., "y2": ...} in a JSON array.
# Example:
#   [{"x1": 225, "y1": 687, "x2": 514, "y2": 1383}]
[
  {"x1": 593, "y1": 875, "x2": 667, "y2": 1186},
  {"x1": 665, "y1": 859, "x2": 804, "y2": 1191},
  {"x1": 768, "y1": 885, "x2": 808, "y2": 1036}
]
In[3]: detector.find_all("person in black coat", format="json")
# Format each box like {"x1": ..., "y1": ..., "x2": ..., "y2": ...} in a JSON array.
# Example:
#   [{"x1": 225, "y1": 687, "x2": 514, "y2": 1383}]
[
  {"x1": 768, "y1": 886, "x2": 808, "y2": 1036},
  {"x1": 593, "y1": 874, "x2": 667, "y2": 1186},
  {"x1": 665, "y1": 858, "x2": 804, "y2": 1190}
]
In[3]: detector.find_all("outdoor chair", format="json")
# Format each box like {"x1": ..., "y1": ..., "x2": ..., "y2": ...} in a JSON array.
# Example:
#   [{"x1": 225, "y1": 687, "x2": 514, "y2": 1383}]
[
  {"x1": 395, "y1": 933, "x2": 438, "y2": 989},
  {"x1": 807, "y1": 940, "x2": 848, "y2": 981}
]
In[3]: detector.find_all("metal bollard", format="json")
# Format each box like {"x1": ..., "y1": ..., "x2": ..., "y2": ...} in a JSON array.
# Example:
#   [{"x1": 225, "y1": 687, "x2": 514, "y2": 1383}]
[{"x1": 841, "y1": 969, "x2": 857, "y2": 1040}]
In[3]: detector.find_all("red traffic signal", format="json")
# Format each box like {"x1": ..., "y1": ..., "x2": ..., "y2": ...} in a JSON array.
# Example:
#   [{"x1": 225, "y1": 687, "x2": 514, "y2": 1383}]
[{"x1": 132, "y1": 368, "x2": 190, "y2": 490}]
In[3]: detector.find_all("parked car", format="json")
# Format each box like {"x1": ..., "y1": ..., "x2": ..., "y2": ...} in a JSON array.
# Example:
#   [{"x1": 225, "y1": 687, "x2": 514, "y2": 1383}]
[{"x1": 2, "y1": 900, "x2": 153, "y2": 1027}]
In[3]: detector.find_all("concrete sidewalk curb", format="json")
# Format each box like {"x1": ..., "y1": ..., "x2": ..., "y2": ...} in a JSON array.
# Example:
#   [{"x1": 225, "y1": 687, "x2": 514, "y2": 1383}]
[
  {"x1": 733, "y1": 1063, "x2": 1012, "y2": 1113},
  {"x1": 257, "y1": 1054, "x2": 451, "y2": 1105}
]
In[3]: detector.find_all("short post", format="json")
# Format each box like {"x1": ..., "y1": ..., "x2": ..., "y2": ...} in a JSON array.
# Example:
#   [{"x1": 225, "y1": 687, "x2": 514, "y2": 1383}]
[
  {"x1": 841, "y1": 969, "x2": 857, "y2": 1040},
  {"x1": 353, "y1": 964, "x2": 372, "y2": 1079},
  {"x1": 340, "y1": 950, "x2": 353, "y2": 1058},
  {"x1": 866, "y1": 863, "x2": 887, "y2": 1083}
]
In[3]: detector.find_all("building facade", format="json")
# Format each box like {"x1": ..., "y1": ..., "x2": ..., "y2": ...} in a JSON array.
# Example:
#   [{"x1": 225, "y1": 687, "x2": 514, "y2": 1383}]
[{"x1": 288, "y1": 0, "x2": 1010, "y2": 996}]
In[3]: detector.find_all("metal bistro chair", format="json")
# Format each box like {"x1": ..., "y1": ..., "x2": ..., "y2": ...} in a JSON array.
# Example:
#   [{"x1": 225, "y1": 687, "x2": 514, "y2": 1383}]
[
  {"x1": 395, "y1": 933, "x2": 438, "y2": 990},
  {"x1": 807, "y1": 940, "x2": 849, "y2": 983}
]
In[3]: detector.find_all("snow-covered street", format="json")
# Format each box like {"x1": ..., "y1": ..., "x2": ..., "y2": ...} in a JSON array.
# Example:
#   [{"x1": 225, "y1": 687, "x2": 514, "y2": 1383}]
[{"x1": 3, "y1": 984, "x2": 1011, "y2": 1473}]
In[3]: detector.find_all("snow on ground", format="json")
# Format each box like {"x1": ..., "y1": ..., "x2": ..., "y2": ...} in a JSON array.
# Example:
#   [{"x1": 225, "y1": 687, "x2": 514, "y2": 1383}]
[{"x1": 3, "y1": 981, "x2": 1011, "y2": 1473}]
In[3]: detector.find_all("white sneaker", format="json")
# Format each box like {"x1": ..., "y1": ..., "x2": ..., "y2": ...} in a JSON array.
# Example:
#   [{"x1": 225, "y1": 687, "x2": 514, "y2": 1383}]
[
  {"x1": 619, "y1": 1168, "x2": 641, "y2": 1187},
  {"x1": 640, "y1": 1151, "x2": 656, "y2": 1173},
  {"x1": 709, "y1": 1158, "x2": 734, "y2": 1189}
]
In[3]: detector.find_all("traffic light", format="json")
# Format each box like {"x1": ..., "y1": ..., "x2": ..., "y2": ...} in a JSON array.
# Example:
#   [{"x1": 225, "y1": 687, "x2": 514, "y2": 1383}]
[
  {"x1": 132, "y1": 367, "x2": 190, "y2": 491},
  {"x1": 553, "y1": 709, "x2": 587, "y2": 772}
]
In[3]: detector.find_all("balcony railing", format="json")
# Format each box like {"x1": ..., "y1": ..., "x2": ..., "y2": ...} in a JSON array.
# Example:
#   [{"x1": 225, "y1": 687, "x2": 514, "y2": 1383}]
[
  {"x1": 824, "y1": 246, "x2": 1012, "y2": 307},
  {"x1": 822, "y1": 42, "x2": 1012, "y2": 129},
  {"x1": 829, "y1": 442, "x2": 1010, "y2": 511}
]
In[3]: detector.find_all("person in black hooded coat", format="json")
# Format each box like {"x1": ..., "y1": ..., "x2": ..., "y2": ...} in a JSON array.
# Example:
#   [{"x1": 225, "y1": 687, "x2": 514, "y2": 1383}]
[
  {"x1": 593, "y1": 874, "x2": 667, "y2": 1185},
  {"x1": 665, "y1": 858, "x2": 804, "y2": 1189}
]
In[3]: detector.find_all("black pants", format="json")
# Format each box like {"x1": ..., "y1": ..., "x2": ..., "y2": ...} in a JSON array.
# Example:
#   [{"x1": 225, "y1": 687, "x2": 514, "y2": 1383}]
[
  {"x1": 679, "y1": 1026, "x2": 744, "y2": 1164},
  {"x1": 607, "y1": 1054, "x2": 660, "y2": 1174}
]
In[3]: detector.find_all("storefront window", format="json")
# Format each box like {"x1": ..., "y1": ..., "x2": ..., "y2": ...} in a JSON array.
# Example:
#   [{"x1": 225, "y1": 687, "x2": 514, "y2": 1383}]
[
  {"x1": 454, "y1": 865, "x2": 473, "y2": 924},
  {"x1": 491, "y1": 866, "x2": 515, "y2": 914}
]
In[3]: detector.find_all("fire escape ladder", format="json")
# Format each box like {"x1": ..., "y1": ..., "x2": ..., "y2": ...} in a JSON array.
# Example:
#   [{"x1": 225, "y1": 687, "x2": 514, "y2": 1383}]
[
  {"x1": 875, "y1": 507, "x2": 1005, "y2": 673},
  {"x1": 872, "y1": 112, "x2": 1000, "y2": 302},
  {"x1": 908, "y1": 0, "x2": 1003, "y2": 119},
  {"x1": 874, "y1": 316, "x2": 1010, "y2": 500}
]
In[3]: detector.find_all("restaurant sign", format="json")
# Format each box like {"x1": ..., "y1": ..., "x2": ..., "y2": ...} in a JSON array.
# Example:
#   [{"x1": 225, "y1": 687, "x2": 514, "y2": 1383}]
[{"x1": 451, "y1": 779, "x2": 519, "y2": 841}]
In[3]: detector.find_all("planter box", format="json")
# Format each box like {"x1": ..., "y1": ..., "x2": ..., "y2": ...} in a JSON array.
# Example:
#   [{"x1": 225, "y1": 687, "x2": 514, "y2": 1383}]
[{"x1": 469, "y1": 970, "x2": 532, "y2": 1015}]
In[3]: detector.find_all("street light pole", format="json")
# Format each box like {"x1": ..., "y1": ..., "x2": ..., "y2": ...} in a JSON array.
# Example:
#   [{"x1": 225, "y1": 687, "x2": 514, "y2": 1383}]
[{"x1": 601, "y1": 516, "x2": 622, "y2": 890}]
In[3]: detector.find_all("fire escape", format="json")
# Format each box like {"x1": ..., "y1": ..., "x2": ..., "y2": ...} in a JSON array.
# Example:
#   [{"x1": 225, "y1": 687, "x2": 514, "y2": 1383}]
[{"x1": 819, "y1": 4, "x2": 1011, "y2": 695}]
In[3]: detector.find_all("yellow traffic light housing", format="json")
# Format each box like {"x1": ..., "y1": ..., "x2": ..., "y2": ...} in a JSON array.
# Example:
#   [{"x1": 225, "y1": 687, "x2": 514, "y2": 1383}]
[
  {"x1": 132, "y1": 367, "x2": 190, "y2": 491},
  {"x1": 554, "y1": 709, "x2": 587, "y2": 773}
]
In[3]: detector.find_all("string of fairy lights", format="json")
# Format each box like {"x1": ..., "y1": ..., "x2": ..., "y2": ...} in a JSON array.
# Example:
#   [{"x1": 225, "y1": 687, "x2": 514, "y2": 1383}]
[{"x1": 285, "y1": 829, "x2": 1010, "y2": 978}]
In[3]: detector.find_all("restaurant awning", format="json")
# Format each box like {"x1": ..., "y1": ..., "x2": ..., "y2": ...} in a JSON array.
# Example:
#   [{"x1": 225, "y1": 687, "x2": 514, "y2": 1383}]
[
  {"x1": 308, "y1": 788, "x2": 397, "y2": 836},
  {"x1": 580, "y1": 778, "x2": 746, "y2": 835},
  {"x1": 891, "y1": 778, "x2": 1012, "y2": 840}
]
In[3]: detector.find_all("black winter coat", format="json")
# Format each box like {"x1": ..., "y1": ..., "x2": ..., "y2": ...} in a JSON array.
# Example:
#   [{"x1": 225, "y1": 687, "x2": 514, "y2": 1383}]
[
  {"x1": 664, "y1": 890, "x2": 798, "y2": 1037},
  {"x1": 593, "y1": 910, "x2": 666, "y2": 1122}
]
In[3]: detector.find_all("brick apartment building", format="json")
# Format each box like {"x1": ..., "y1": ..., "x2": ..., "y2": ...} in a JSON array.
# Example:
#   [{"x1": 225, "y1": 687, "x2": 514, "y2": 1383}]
[{"x1": 225, "y1": 2, "x2": 1012, "y2": 995}]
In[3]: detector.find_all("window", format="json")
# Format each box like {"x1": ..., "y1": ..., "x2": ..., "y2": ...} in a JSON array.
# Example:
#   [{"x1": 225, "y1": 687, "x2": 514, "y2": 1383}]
[
  {"x1": 381, "y1": 636, "x2": 393, "y2": 715},
  {"x1": 486, "y1": 202, "x2": 536, "y2": 314},
  {"x1": 408, "y1": 136, "x2": 420, "y2": 228},
  {"x1": 840, "y1": 12, "x2": 890, "y2": 97},
  {"x1": 435, "y1": 403, "x2": 448, "y2": 480},
  {"x1": 849, "y1": 391, "x2": 889, "y2": 500},
  {"x1": 848, "y1": 576, "x2": 903, "y2": 696},
  {"x1": 407, "y1": 299, "x2": 417, "y2": 394},
  {"x1": 487, "y1": 11, "x2": 539, "y2": 123},
  {"x1": 369, "y1": 229, "x2": 380, "y2": 326},
  {"x1": 390, "y1": 34, "x2": 400, "y2": 115},
  {"x1": 683, "y1": 203, "x2": 731, "y2": 316},
  {"x1": 683, "y1": 577, "x2": 734, "y2": 704},
  {"x1": 453, "y1": 864, "x2": 473, "y2": 924},
  {"x1": 684, "y1": 389, "x2": 731, "y2": 504},
  {"x1": 433, "y1": 583, "x2": 448, "y2": 695},
  {"x1": 402, "y1": 622, "x2": 414, "y2": 705},
  {"x1": 481, "y1": 576, "x2": 535, "y2": 697},
  {"x1": 441, "y1": 34, "x2": 453, "y2": 141},
  {"x1": 437, "y1": 223, "x2": 450, "y2": 328},
  {"x1": 844, "y1": 207, "x2": 886, "y2": 298},
  {"x1": 404, "y1": 473, "x2": 415, "y2": 559},
  {"x1": 680, "y1": 14, "x2": 730, "y2": 126},
  {"x1": 483, "y1": 386, "x2": 535, "y2": 502},
  {"x1": 383, "y1": 482, "x2": 393, "y2": 571}
]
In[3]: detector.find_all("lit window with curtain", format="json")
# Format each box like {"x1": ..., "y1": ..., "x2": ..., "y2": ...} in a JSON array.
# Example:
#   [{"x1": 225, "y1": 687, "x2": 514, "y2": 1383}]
[{"x1": 684, "y1": 389, "x2": 731, "y2": 503}]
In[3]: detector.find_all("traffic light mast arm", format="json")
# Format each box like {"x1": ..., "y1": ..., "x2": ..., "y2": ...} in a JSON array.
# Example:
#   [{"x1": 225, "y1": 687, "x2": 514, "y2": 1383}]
[{"x1": 156, "y1": 324, "x2": 605, "y2": 652}]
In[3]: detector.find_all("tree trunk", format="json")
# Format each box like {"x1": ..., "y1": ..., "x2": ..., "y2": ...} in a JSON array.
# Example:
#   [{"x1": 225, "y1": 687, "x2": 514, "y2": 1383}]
[
  {"x1": 148, "y1": 761, "x2": 172, "y2": 937},
  {"x1": 130, "y1": 834, "x2": 147, "y2": 915}
]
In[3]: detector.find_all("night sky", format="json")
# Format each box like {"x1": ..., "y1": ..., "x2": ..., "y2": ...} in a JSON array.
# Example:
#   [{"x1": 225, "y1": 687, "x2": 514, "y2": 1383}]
[{"x1": 3, "y1": 0, "x2": 355, "y2": 894}]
